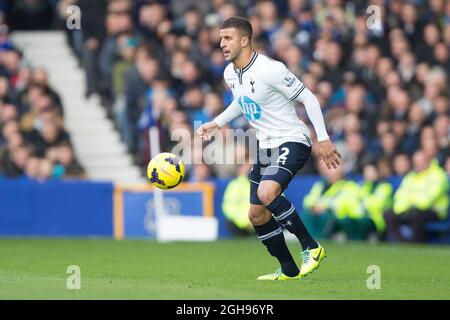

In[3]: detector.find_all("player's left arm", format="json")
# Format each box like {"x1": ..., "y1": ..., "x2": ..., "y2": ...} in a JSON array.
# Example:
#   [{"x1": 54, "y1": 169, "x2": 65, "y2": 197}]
[
  {"x1": 296, "y1": 87, "x2": 341, "y2": 169},
  {"x1": 268, "y1": 62, "x2": 341, "y2": 169}
]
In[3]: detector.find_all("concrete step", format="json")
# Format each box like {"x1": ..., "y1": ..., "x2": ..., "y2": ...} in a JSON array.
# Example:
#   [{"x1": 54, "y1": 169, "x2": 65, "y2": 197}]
[
  {"x1": 65, "y1": 113, "x2": 108, "y2": 122},
  {"x1": 11, "y1": 31, "x2": 67, "y2": 41},
  {"x1": 84, "y1": 163, "x2": 141, "y2": 173},
  {"x1": 49, "y1": 74, "x2": 84, "y2": 82},
  {"x1": 80, "y1": 156, "x2": 132, "y2": 167},
  {"x1": 66, "y1": 123, "x2": 114, "y2": 133},
  {"x1": 89, "y1": 175, "x2": 148, "y2": 184},
  {"x1": 77, "y1": 152, "x2": 133, "y2": 163},
  {"x1": 69, "y1": 127, "x2": 120, "y2": 138},
  {"x1": 86, "y1": 168, "x2": 142, "y2": 181},
  {"x1": 73, "y1": 142, "x2": 127, "y2": 154},
  {"x1": 66, "y1": 114, "x2": 111, "y2": 123}
]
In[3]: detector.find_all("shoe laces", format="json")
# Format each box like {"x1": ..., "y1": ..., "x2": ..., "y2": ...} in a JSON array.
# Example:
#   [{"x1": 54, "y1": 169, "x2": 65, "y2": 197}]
[{"x1": 302, "y1": 249, "x2": 311, "y2": 264}]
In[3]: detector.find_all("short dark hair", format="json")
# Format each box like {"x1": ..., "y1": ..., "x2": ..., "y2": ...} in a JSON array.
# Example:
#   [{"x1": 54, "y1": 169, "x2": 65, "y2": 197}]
[{"x1": 221, "y1": 17, "x2": 253, "y2": 39}]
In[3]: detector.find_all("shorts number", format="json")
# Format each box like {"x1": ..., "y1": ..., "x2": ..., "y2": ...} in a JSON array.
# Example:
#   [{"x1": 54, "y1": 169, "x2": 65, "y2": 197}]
[{"x1": 276, "y1": 147, "x2": 290, "y2": 165}]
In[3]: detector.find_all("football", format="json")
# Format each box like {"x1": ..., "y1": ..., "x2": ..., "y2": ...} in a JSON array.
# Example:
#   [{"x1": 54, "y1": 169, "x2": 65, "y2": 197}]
[{"x1": 147, "y1": 153, "x2": 185, "y2": 190}]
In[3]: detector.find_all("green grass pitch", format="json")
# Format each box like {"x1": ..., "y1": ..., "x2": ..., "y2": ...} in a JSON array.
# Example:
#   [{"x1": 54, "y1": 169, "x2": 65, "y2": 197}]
[{"x1": 0, "y1": 238, "x2": 449, "y2": 299}]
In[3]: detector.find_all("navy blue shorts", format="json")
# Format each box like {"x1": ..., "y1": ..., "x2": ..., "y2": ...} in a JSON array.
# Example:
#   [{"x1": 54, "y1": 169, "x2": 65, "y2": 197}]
[{"x1": 249, "y1": 141, "x2": 311, "y2": 205}]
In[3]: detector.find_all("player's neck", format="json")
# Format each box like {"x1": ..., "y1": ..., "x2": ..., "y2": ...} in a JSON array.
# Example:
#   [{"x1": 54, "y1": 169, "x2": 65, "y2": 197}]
[{"x1": 233, "y1": 49, "x2": 254, "y2": 70}]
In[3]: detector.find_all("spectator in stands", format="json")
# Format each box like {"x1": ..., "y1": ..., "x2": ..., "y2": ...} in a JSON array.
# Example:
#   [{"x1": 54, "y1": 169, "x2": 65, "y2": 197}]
[
  {"x1": 322, "y1": 163, "x2": 391, "y2": 241},
  {"x1": 28, "y1": 121, "x2": 71, "y2": 157},
  {"x1": 321, "y1": 41, "x2": 344, "y2": 91},
  {"x1": 222, "y1": 163, "x2": 254, "y2": 236},
  {"x1": 10, "y1": 0, "x2": 53, "y2": 30},
  {"x1": 24, "y1": 156, "x2": 40, "y2": 179},
  {"x1": 393, "y1": 153, "x2": 411, "y2": 176},
  {"x1": 77, "y1": 0, "x2": 107, "y2": 98},
  {"x1": 339, "y1": 132, "x2": 370, "y2": 176},
  {"x1": 37, "y1": 157, "x2": 54, "y2": 180},
  {"x1": 376, "y1": 131, "x2": 400, "y2": 162},
  {"x1": 302, "y1": 162, "x2": 346, "y2": 239},
  {"x1": 358, "y1": 163, "x2": 393, "y2": 239},
  {"x1": 0, "y1": 145, "x2": 30, "y2": 177},
  {"x1": 433, "y1": 115, "x2": 449, "y2": 159},
  {"x1": 188, "y1": 162, "x2": 213, "y2": 183},
  {"x1": 445, "y1": 156, "x2": 450, "y2": 175},
  {"x1": 30, "y1": 68, "x2": 64, "y2": 115},
  {"x1": 5, "y1": 1, "x2": 448, "y2": 192},
  {"x1": 46, "y1": 143, "x2": 85, "y2": 178},
  {"x1": 384, "y1": 150, "x2": 449, "y2": 242},
  {"x1": 112, "y1": 33, "x2": 137, "y2": 130}
]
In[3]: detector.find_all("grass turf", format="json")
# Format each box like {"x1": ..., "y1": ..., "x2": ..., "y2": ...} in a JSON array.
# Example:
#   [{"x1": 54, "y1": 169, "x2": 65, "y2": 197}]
[{"x1": 0, "y1": 238, "x2": 449, "y2": 299}]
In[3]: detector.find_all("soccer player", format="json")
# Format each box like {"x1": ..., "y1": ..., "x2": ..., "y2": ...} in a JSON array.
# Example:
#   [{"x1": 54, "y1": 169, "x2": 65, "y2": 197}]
[{"x1": 197, "y1": 17, "x2": 341, "y2": 280}]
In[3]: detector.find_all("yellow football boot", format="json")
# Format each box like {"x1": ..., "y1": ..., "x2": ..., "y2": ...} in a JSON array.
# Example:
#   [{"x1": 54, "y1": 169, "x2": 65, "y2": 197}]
[
  {"x1": 256, "y1": 268, "x2": 302, "y2": 281},
  {"x1": 299, "y1": 244, "x2": 327, "y2": 277}
]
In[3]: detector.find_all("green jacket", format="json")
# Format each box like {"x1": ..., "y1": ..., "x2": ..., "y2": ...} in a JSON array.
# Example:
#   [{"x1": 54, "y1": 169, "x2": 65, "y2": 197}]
[
  {"x1": 303, "y1": 179, "x2": 346, "y2": 212},
  {"x1": 360, "y1": 181, "x2": 393, "y2": 232},
  {"x1": 333, "y1": 180, "x2": 364, "y2": 220},
  {"x1": 304, "y1": 179, "x2": 392, "y2": 232},
  {"x1": 393, "y1": 160, "x2": 449, "y2": 219},
  {"x1": 222, "y1": 175, "x2": 252, "y2": 231}
]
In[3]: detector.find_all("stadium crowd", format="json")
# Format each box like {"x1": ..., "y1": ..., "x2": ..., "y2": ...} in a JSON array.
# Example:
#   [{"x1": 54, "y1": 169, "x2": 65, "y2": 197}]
[
  {"x1": 1, "y1": 0, "x2": 449, "y2": 242},
  {"x1": 52, "y1": 0, "x2": 450, "y2": 177},
  {"x1": 0, "y1": 11, "x2": 84, "y2": 180}
]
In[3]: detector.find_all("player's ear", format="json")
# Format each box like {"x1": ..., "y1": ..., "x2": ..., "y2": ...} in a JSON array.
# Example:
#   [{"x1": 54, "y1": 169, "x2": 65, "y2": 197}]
[
  {"x1": 241, "y1": 36, "x2": 247, "y2": 48},
  {"x1": 241, "y1": 36, "x2": 249, "y2": 48}
]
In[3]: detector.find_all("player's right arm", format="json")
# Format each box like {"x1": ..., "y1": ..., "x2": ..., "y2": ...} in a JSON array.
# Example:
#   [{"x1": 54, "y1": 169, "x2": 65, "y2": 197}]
[
  {"x1": 296, "y1": 88, "x2": 342, "y2": 170},
  {"x1": 265, "y1": 60, "x2": 341, "y2": 169},
  {"x1": 196, "y1": 99, "x2": 242, "y2": 141}
]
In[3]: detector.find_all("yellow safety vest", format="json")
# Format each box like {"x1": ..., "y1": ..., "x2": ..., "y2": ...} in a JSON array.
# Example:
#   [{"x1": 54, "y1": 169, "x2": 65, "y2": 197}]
[{"x1": 222, "y1": 175, "x2": 253, "y2": 231}]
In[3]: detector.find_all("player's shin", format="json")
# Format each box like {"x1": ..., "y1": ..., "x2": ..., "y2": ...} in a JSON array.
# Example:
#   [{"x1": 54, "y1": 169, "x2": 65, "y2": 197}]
[
  {"x1": 253, "y1": 216, "x2": 299, "y2": 277},
  {"x1": 266, "y1": 195, "x2": 318, "y2": 250}
]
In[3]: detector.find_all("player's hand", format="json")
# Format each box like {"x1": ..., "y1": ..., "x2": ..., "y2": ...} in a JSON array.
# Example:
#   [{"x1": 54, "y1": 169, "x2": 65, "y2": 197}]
[
  {"x1": 196, "y1": 121, "x2": 220, "y2": 141},
  {"x1": 318, "y1": 140, "x2": 341, "y2": 169}
]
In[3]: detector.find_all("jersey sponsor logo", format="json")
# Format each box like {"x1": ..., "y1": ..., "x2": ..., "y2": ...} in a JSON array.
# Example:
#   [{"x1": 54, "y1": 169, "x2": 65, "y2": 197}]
[{"x1": 238, "y1": 96, "x2": 262, "y2": 121}]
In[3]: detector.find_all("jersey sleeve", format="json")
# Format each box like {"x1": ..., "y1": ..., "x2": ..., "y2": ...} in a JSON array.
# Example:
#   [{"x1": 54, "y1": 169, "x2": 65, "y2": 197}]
[
  {"x1": 295, "y1": 87, "x2": 330, "y2": 142},
  {"x1": 213, "y1": 99, "x2": 242, "y2": 128},
  {"x1": 266, "y1": 61, "x2": 306, "y2": 101}
]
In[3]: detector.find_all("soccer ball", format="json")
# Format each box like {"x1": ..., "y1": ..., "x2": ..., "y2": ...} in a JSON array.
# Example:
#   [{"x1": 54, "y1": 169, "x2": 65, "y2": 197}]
[{"x1": 147, "y1": 153, "x2": 185, "y2": 190}]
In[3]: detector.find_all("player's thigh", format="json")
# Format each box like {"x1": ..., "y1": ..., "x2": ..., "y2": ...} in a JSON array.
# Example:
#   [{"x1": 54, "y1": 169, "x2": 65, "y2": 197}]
[{"x1": 261, "y1": 141, "x2": 311, "y2": 188}]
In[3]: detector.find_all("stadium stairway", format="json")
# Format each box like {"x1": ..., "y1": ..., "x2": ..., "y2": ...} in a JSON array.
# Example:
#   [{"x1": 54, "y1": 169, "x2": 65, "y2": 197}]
[{"x1": 11, "y1": 31, "x2": 146, "y2": 183}]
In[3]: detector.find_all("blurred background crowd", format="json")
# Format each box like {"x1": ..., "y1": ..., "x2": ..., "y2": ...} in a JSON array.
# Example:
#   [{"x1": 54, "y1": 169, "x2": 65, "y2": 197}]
[
  {"x1": 60, "y1": 0, "x2": 450, "y2": 180},
  {"x1": 0, "y1": 3, "x2": 84, "y2": 180},
  {"x1": 0, "y1": 0, "x2": 449, "y2": 242}
]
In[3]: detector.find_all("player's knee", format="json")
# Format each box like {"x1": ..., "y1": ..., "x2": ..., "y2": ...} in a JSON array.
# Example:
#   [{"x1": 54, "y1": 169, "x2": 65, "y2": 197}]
[
  {"x1": 257, "y1": 185, "x2": 278, "y2": 206},
  {"x1": 248, "y1": 206, "x2": 266, "y2": 225}
]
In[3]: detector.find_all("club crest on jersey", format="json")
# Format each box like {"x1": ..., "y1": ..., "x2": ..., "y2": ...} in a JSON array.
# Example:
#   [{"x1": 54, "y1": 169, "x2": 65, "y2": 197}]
[
  {"x1": 238, "y1": 96, "x2": 261, "y2": 121},
  {"x1": 283, "y1": 73, "x2": 296, "y2": 87}
]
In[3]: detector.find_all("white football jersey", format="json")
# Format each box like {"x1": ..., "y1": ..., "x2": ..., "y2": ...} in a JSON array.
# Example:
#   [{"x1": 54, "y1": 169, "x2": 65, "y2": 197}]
[{"x1": 223, "y1": 52, "x2": 312, "y2": 149}]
